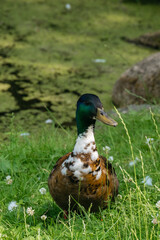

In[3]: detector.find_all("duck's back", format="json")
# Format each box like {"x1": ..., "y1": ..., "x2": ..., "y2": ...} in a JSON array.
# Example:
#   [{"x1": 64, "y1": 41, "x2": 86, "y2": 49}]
[{"x1": 48, "y1": 152, "x2": 119, "y2": 211}]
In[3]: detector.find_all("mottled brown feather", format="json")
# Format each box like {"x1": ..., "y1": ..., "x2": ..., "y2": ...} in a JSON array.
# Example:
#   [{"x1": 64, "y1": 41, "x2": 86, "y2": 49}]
[{"x1": 48, "y1": 152, "x2": 119, "y2": 212}]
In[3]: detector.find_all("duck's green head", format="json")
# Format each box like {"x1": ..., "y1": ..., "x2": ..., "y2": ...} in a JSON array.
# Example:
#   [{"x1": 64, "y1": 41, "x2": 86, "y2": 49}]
[{"x1": 76, "y1": 93, "x2": 118, "y2": 134}]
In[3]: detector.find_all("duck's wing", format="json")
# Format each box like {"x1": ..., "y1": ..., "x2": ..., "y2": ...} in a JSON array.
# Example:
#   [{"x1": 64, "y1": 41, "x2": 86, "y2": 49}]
[
  {"x1": 48, "y1": 152, "x2": 71, "y2": 201},
  {"x1": 49, "y1": 152, "x2": 71, "y2": 176},
  {"x1": 99, "y1": 155, "x2": 119, "y2": 198}
]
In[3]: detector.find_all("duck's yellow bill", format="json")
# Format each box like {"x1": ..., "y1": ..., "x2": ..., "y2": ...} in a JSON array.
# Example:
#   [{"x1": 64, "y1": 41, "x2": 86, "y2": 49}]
[{"x1": 96, "y1": 108, "x2": 118, "y2": 127}]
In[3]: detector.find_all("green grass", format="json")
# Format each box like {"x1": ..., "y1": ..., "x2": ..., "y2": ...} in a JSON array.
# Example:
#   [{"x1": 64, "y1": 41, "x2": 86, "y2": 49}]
[
  {"x1": 0, "y1": 107, "x2": 160, "y2": 239},
  {"x1": 0, "y1": 0, "x2": 160, "y2": 136}
]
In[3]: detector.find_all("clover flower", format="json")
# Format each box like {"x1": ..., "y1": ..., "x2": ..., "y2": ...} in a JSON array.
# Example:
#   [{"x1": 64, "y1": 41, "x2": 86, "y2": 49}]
[
  {"x1": 41, "y1": 214, "x2": 47, "y2": 220},
  {"x1": 8, "y1": 201, "x2": 18, "y2": 212},
  {"x1": 156, "y1": 200, "x2": 160, "y2": 210},
  {"x1": 141, "y1": 176, "x2": 153, "y2": 186},
  {"x1": 45, "y1": 119, "x2": 53, "y2": 124},
  {"x1": 26, "y1": 207, "x2": 35, "y2": 216},
  {"x1": 92, "y1": 59, "x2": 106, "y2": 63},
  {"x1": 39, "y1": 187, "x2": 47, "y2": 195},
  {"x1": 117, "y1": 194, "x2": 122, "y2": 200},
  {"x1": 129, "y1": 160, "x2": 136, "y2": 166},
  {"x1": 108, "y1": 156, "x2": 113, "y2": 162},
  {"x1": 152, "y1": 218, "x2": 158, "y2": 225},
  {"x1": 6, "y1": 175, "x2": 11, "y2": 180},
  {"x1": 65, "y1": 3, "x2": 71, "y2": 10},
  {"x1": 129, "y1": 157, "x2": 140, "y2": 167},
  {"x1": 20, "y1": 132, "x2": 30, "y2": 137},
  {"x1": 5, "y1": 175, "x2": 13, "y2": 185},
  {"x1": 103, "y1": 146, "x2": 111, "y2": 152},
  {"x1": 145, "y1": 137, "x2": 154, "y2": 145}
]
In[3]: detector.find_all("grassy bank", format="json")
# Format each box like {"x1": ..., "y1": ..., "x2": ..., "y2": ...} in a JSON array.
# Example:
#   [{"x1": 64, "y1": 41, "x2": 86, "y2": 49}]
[{"x1": 0, "y1": 107, "x2": 160, "y2": 239}]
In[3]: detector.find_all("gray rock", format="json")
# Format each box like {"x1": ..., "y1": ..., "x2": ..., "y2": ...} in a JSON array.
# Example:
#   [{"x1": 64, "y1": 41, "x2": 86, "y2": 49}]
[{"x1": 112, "y1": 52, "x2": 160, "y2": 107}]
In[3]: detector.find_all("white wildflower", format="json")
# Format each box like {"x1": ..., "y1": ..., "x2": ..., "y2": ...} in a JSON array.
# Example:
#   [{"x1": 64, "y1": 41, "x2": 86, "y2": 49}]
[
  {"x1": 145, "y1": 137, "x2": 154, "y2": 144},
  {"x1": 8, "y1": 201, "x2": 18, "y2": 212},
  {"x1": 39, "y1": 187, "x2": 46, "y2": 195},
  {"x1": 45, "y1": 119, "x2": 53, "y2": 124},
  {"x1": 156, "y1": 200, "x2": 160, "y2": 210},
  {"x1": 129, "y1": 160, "x2": 136, "y2": 166},
  {"x1": 141, "y1": 176, "x2": 152, "y2": 186},
  {"x1": 65, "y1": 3, "x2": 71, "y2": 10},
  {"x1": 129, "y1": 157, "x2": 140, "y2": 166},
  {"x1": 20, "y1": 132, "x2": 30, "y2": 137},
  {"x1": 5, "y1": 175, "x2": 13, "y2": 185},
  {"x1": 6, "y1": 175, "x2": 11, "y2": 180},
  {"x1": 26, "y1": 207, "x2": 35, "y2": 216},
  {"x1": 103, "y1": 146, "x2": 111, "y2": 151},
  {"x1": 41, "y1": 214, "x2": 47, "y2": 220},
  {"x1": 92, "y1": 59, "x2": 106, "y2": 63},
  {"x1": 152, "y1": 218, "x2": 158, "y2": 225},
  {"x1": 108, "y1": 156, "x2": 113, "y2": 162},
  {"x1": 117, "y1": 194, "x2": 122, "y2": 199}
]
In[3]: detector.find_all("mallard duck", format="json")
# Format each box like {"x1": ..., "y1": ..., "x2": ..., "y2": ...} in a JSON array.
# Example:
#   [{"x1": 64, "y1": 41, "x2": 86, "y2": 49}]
[{"x1": 48, "y1": 94, "x2": 119, "y2": 212}]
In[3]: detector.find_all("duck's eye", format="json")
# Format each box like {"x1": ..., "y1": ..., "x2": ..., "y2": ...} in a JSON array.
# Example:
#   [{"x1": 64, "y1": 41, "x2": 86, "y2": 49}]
[{"x1": 85, "y1": 101, "x2": 91, "y2": 106}]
